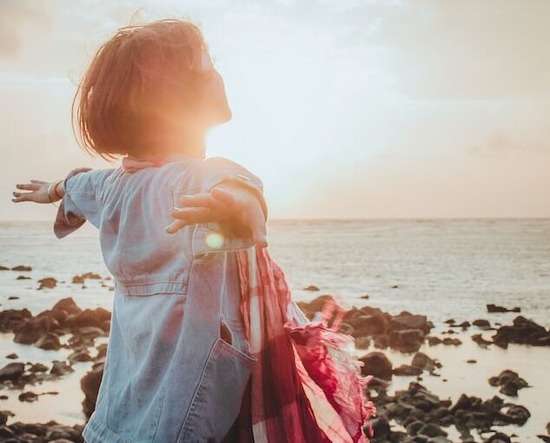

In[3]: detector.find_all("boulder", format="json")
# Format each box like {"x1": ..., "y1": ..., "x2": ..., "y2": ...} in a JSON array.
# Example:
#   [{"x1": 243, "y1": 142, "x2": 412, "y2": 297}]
[
  {"x1": 360, "y1": 351, "x2": 392, "y2": 380},
  {"x1": 50, "y1": 361, "x2": 73, "y2": 377},
  {"x1": 0, "y1": 363, "x2": 25, "y2": 381},
  {"x1": 37, "y1": 277, "x2": 57, "y2": 290},
  {"x1": 485, "y1": 433, "x2": 511, "y2": 443},
  {"x1": 390, "y1": 313, "x2": 432, "y2": 335},
  {"x1": 296, "y1": 295, "x2": 334, "y2": 319},
  {"x1": 81, "y1": 363, "x2": 104, "y2": 418},
  {"x1": 390, "y1": 329, "x2": 424, "y2": 353},
  {"x1": 28, "y1": 363, "x2": 48, "y2": 373},
  {"x1": 18, "y1": 391, "x2": 38, "y2": 403},
  {"x1": 350, "y1": 314, "x2": 387, "y2": 337},
  {"x1": 412, "y1": 352, "x2": 441, "y2": 373},
  {"x1": 68, "y1": 349, "x2": 93, "y2": 364},
  {"x1": 488, "y1": 370, "x2": 528, "y2": 397},
  {"x1": 492, "y1": 316, "x2": 550, "y2": 348},
  {"x1": 473, "y1": 319, "x2": 491, "y2": 329},
  {"x1": 13, "y1": 316, "x2": 59, "y2": 345},
  {"x1": 472, "y1": 333, "x2": 493, "y2": 348},
  {"x1": 35, "y1": 333, "x2": 62, "y2": 351},
  {"x1": 66, "y1": 308, "x2": 111, "y2": 331},
  {"x1": 0, "y1": 309, "x2": 32, "y2": 333}
]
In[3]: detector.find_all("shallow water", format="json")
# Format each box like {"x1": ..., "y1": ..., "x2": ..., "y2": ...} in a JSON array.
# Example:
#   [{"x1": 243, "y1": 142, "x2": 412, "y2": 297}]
[{"x1": 0, "y1": 220, "x2": 549, "y2": 439}]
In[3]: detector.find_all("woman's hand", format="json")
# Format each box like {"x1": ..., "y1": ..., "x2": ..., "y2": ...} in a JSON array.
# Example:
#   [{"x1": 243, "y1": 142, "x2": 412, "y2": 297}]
[
  {"x1": 12, "y1": 180, "x2": 64, "y2": 204},
  {"x1": 166, "y1": 184, "x2": 267, "y2": 246}
]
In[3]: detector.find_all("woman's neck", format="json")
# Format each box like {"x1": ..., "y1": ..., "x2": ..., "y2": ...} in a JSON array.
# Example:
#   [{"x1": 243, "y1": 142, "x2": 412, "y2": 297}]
[{"x1": 151, "y1": 129, "x2": 206, "y2": 159}]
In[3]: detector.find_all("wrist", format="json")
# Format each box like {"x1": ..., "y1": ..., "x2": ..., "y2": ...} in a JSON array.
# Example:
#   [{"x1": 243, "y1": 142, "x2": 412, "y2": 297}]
[{"x1": 48, "y1": 180, "x2": 65, "y2": 202}]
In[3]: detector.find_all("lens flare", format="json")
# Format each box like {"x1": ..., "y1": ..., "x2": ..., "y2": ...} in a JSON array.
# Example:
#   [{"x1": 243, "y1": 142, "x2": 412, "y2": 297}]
[{"x1": 205, "y1": 232, "x2": 224, "y2": 249}]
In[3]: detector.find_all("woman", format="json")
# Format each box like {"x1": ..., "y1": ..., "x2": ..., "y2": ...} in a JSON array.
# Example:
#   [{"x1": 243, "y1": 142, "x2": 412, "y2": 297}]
[{"x1": 13, "y1": 19, "x2": 372, "y2": 442}]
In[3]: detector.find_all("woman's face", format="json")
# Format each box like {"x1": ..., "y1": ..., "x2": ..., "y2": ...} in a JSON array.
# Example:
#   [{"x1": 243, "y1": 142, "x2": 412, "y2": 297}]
[
  {"x1": 206, "y1": 68, "x2": 232, "y2": 125},
  {"x1": 199, "y1": 53, "x2": 232, "y2": 127}
]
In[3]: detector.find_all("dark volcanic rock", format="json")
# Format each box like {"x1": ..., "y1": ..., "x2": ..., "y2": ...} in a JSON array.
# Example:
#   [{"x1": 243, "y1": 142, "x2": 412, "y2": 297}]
[
  {"x1": 487, "y1": 304, "x2": 520, "y2": 313},
  {"x1": 369, "y1": 378, "x2": 532, "y2": 443},
  {"x1": 65, "y1": 308, "x2": 111, "y2": 332},
  {"x1": 390, "y1": 312, "x2": 432, "y2": 335},
  {"x1": 18, "y1": 391, "x2": 38, "y2": 402},
  {"x1": 52, "y1": 297, "x2": 82, "y2": 316},
  {"x1": 35, "y1": 333, "x2": 62, "y2": 351},
  {"x1": 0, "y1": 362, "x2": 25, "y2": 381},
  {"x1": 13, "y1": 315, "x2": 59, "y2": 345},
  {"x1": 0, "y1": 420, "x2": 83, "y2": 442},
  {"x1": 351, "y1": 314, "x2": 387, "y2": 337},
  {"x1": 473, "y1": 319, "x2": 491, "y2": 329},
  {"x1": 28, "y1": 363, "x2": 48, "y2": 373},
  {"x1": 5, "y1": 353, "x2": 17, "y2": 360},
  {"x1": 11, "y1": 265, "x2": 32, "y2": 272},
  {"x1": 412, "y1": 352, "x2": 441, "y2": 373},
  {"x1": 299, "y1": 297, "x2": 436, "y2": 354},
  {"x1": 16, "y1": 275, "x2": 31, "y2": 280},
  {"x1": 297, "y1": 295, "x2": 334, "y2": 318},
  {"x1": 492, "y1": 316, "x2": 550, "y2": 348},
  {"x1": 303, "y1": 284, "x2": 320, "y2": 291},
  {"x1": 393, "y1": 364, "x2": 423, "y2": 376},
  {"x1": 390, "y1": 328, "x2": 425, "y2": 353},
  {"x1": 50, "y1": 361, "x2": 73, "y2": 377},
  {"x1": 489, "y1": 370, "x2": 528, "y2": 397},
  {"x1": 354, "y1": 336, "x2": 371, "y2": 349},
  {"x1": 442, "y1": 337, "x2": 462, "y2": 346},
  {"x1": 486, "y1": 432, "x2": 511, "y2": 443},
  {"x1": 360, "y1": 351, "x2": 393, "y2": 380},
  {"x1": 68, "y1": 349, "x2": 93, "y2": 364},
  {"x1": 0, "y1": 309, "x2": 32, "y2": 333},
  {"x1": 37, "y1": 277, "x2": 57, "y2": 290},
  {"x1": 472, "y1": 333, "x2": 493, "y2": 348},
  {"x1": 81, "y1": 362, "x2": 104, "y2": 418},
  {"x1": 0, "y1": 265, "x2": 9, "y2": 271}
]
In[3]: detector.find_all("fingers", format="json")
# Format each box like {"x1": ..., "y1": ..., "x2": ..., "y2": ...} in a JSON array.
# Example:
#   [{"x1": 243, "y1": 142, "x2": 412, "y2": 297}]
[
  {"x1": 16, "y1": 183, "x2": 40, "y2": 191},
  {"x1": 177, "y1": 193, "x2": 215, "y2": 209},
  {"x1": 12, "y1": 193, "x2": 32, "y2": 203},
  {"x1": 211, "y1": 188, "x2": 236, "y2": 206},
  {"x1": 165, "y1": 220, "x2": 186, "y2": 234},
  {"x1": 172, "y1": 207, "x2": 213, "y2": 223},
  {"x1": 166, "y1": 207, "x2": 214, "y2": 234}
]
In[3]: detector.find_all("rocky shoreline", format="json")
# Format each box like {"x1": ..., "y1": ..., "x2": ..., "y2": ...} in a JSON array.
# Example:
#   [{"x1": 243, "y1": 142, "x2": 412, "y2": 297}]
[{"x1": 0, "y1": 265, "x2": 549, "y2": 442}]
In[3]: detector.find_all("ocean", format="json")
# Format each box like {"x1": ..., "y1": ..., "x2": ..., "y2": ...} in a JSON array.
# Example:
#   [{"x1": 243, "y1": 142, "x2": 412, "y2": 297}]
[{"x1": 0, "y1": 219, "x2": 549, "y2": 440}]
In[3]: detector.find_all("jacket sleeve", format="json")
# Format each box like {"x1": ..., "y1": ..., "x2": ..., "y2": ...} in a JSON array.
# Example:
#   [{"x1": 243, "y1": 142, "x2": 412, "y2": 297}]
[
  {"x1": 186, "y1": 157, "x2": 267, "y2": 257},
  {"x1": 200, "y1": 157, "x2": 267, "y2": 219},
  {"x1": 54, "y1": 168, "x2": 109, "y2": 238}
]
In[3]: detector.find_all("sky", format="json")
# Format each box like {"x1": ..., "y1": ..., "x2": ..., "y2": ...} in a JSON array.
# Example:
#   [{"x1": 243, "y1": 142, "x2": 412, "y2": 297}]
[{"x1": 1, "y1": 0, "x2": 549, "y2": 220}]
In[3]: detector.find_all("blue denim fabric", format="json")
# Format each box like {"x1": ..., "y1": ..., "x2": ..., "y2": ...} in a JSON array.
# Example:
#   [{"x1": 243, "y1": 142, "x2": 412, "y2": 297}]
[{"x1": 54, "y1": 156, "x2": 261, "y2": 442}]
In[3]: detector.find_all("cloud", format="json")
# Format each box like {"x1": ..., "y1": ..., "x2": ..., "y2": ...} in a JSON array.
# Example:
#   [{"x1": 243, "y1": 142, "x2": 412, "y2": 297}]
[{"x1": 0, "y1": 0, "x2": 52, "y2": 58}]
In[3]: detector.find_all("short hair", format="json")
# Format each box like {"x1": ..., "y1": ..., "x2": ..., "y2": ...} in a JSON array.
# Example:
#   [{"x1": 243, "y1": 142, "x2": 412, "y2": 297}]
[{"x1": 73, "y1": 19, "x2": 210, "y2": 159}]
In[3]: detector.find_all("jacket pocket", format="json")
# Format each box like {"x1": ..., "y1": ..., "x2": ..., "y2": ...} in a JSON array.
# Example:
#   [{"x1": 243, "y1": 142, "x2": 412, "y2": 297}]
[{"x1": 178, "y1": 337, "x2": 256, "y2": 442}]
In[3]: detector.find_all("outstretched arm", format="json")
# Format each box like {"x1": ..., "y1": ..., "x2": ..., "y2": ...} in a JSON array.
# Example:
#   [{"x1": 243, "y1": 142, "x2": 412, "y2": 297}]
[
  {"x1": 12, "y1": 179, "x2": 65, "y2": 204},
  {"x1": 166, "y1": 181, "x2": 268, "y2": 247}
]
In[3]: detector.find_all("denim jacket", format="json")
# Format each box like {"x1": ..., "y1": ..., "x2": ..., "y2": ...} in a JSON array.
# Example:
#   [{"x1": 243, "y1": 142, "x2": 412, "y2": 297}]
[{"x1": 55, "y1": 156, "x2": 262, "y2": 442}]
